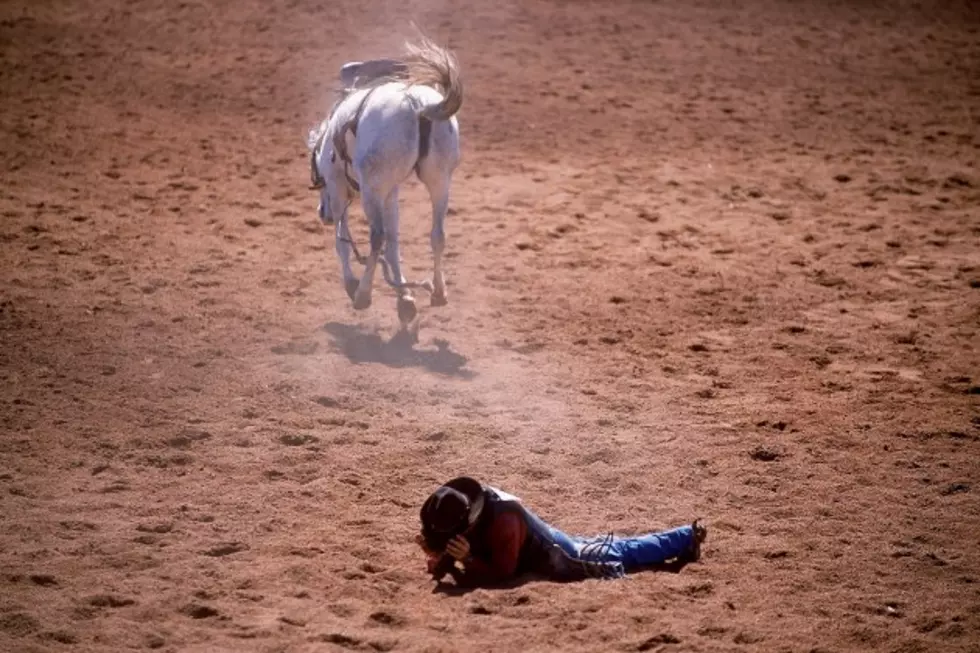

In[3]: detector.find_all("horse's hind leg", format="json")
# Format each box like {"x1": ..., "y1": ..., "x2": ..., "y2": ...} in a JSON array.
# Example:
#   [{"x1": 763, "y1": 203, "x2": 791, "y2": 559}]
[
  {"x1": 333, "y1": 205, "x2": 359, "y2": 302},
  {"x1": 380, "y1": 188, "x2": 418, "y2": 326},
  {"x1": 420, "y1": 170, "x2": 451, "y2": 307},
  {"x1": 352, "y1": 189, "x2": 385, "y2": 310}
]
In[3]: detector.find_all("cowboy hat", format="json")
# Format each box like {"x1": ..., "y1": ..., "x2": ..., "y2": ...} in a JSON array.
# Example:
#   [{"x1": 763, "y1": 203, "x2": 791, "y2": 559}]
[{"x1": 419, "y1": 476, "x2": 487, "y2": 551}]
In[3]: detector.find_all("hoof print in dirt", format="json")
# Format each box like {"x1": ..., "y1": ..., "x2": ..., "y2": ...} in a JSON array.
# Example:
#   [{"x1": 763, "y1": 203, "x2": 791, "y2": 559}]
[
  {"x1": 636, "y1": 633, "x2": 681, "y2": 650},
  {"x1": 168, "y1": 429, "x2": 212, "y2": 448},
  {"x1": 29, "y1": 573, "x2": 58, "y2": 586},
  {"x1": 0, "y1": 612, "x2": 40, "y2": 637},
  {"x1": 279, "y1": 614, "x2": 308, "y2": 627},
  {"x1": 40, "y1": 630, "x2": 78, "y2": 644},
  {"x1": 279, "y1": 433, "x2": 319, "y2": 447},
  {"x1": 369, "y1": 610, "x2": 405, "y2": 626},
  {"x1": 749, "y1": 446, "x2": 782, "y2": 462},
  {"x1": 180, "y1": 603, "x2": 220, "y2": 619},
  {"x1": 145, "y1": 634, "x2": 166, "y2": 649},
  {"x1": 203, "y1": 541, "x2": 249, "y2": 557},
  {"x1": 89, "y1": 594, "x2": 136, "y2": 608},
  {"x1": 311, "y1": 633, "x2": 362, "y2": 647},
  {"x1": 271, "y1": 340, "x2": 319, "y2": 356},
  {"x1": 940, "y1": 483, "x2": 970, "y2": 496}
]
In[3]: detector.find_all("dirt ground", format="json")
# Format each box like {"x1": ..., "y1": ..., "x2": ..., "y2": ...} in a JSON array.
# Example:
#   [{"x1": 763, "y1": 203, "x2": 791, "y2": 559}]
[{"x1": 1, "y1": 0, "x2": 979, "y2": 651}]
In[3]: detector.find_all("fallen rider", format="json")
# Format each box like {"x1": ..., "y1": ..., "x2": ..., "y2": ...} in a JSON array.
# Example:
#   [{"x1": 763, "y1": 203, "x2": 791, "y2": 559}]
[{"x1": 417, "y1": 476, "x2": 707, "y2": 587}]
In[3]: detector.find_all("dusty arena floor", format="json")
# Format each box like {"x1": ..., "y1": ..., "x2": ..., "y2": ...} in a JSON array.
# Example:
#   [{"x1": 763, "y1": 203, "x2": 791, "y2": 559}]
[{"x1": 2, "y1": 1, "x2": 979, "y2": 651}]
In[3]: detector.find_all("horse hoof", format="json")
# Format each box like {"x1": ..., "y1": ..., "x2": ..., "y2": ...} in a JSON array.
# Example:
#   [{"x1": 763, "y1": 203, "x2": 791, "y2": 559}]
[
  {"x1": 352, "y1": 293, "x2": 372, "y2": 310},
  {"x1": 430, "y1": 292, "x2": 448, "y2": 307},
  {"x1": 397, "y1": 296, "x2": 418, "y2": 324},
  {"x1": 345, "y1": 279, "x2": 360, "y2": 302}
]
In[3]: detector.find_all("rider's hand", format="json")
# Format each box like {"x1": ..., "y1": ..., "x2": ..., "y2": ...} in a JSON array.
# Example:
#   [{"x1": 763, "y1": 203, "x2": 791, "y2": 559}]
[{"x1": 445, "y1": 535, "x2": 471, "y2": 562}]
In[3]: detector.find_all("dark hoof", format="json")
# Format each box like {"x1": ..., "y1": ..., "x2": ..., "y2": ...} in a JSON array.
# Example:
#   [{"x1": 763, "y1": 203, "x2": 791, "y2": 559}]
[
  {"x1": 352, "y1": 293, "x2": 372, "y2": 310},
  {"x1": 345, "y1": 279, "x2": 360, "y2": 302},
  {"x1": 430, "y1": 292, "x2": 448, "y2": 307},
  {"x1": 397, "y1": 296, "x2": 418, "y2": 324}
]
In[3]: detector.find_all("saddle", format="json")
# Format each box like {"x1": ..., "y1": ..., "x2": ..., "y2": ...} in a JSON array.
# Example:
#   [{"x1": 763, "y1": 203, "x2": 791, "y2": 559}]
[{"x1": 309, "y1": 59, "x2": 432, "y2": 195}]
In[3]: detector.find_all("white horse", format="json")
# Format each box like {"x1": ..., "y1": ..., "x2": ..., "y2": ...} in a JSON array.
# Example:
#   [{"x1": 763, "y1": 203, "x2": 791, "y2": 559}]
[{"x1": 306, "y1": 36, "x2": 463, "y2": 330}]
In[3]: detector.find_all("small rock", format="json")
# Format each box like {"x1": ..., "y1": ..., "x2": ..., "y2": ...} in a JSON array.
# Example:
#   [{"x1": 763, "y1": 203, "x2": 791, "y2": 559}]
[{"x1": 881, "y1": 603, "x2": 903, "y2": 618}]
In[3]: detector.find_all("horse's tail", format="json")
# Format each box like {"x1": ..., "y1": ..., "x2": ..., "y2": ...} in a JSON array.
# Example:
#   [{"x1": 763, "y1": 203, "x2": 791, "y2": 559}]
[{"x1": 402, "y1": 34, "x2": 463, "y2": 122}]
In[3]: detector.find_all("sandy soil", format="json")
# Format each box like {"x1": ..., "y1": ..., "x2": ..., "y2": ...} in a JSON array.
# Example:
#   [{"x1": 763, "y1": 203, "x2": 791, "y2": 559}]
[{"x1": 1, "y1": 0, "x2": 979, "y2": 651}]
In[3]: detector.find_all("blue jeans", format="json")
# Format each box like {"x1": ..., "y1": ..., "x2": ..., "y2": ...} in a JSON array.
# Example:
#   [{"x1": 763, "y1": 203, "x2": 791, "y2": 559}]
[
  {"x1": 487, "y1": 487, "x2": 695, "y2": 572},
  {"x1": 543, "y1": 518, "x2": 694, "y2": 570}
]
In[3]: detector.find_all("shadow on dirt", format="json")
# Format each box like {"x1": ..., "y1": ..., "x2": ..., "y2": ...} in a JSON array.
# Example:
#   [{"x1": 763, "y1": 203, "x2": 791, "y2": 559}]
[
  {"x1": 323, "y1": 322, "x2": 474, "y2": 379},
  {"x1": 430, "y1": 558, "x2": 695, "y2": 596}
]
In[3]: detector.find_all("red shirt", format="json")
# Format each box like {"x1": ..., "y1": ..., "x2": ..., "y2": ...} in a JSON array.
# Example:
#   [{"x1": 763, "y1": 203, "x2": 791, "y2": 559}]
[{"x1": 431, "y1": 511, "x2": 528, "y2": 587}]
